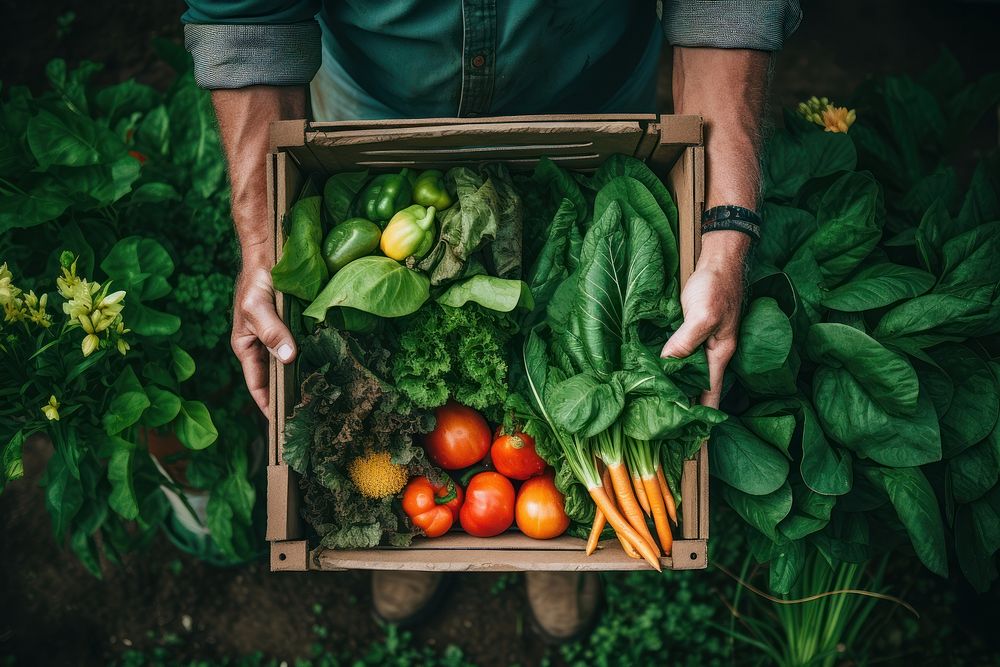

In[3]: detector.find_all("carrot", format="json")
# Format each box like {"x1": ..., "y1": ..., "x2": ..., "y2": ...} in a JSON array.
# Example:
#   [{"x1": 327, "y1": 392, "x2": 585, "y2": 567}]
[
  {"x1": 602, "y1": 467, "x2": 639, "y2": 559},
  {"x1": 585, "y1": 509, "x2": 606, "y2": 556},
  {"x1": 643, "y1": 476, "x2": 674, "y2": 556},
  {"x1": 632, "y1": 472, "x2": 651, "y2": 516},
  {"x1": 656, "y1": 464, "x2": 678, "y2": 526},
  {"x1": 606, "y1": 463, "x2": 659, "y2": 556},
  {"x1": 589, "y1": 486, "x2": 661, "y2": 571}
]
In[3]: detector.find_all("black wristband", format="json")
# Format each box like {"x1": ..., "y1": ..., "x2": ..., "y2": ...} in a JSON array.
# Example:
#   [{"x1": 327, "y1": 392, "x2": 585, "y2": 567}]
[{"x1": 701, "y1": 205, "x2": 762, "y2": 243}]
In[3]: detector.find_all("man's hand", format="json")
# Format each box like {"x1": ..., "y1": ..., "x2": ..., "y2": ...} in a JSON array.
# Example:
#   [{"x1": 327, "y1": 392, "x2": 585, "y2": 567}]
[
  {"x1": 211, "y1": 86, "x2": 306, "y2": 413},
  {"x1": 232, "y1": 263, "x2": 296, "y2": 413},
  {"x1": 662, "y1": 46, "x2": 770, "y2": 409}
]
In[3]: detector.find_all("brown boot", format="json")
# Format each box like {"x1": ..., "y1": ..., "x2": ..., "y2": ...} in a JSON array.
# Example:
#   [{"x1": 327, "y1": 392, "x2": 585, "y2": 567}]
[
  {"x1": 371, "y1": 571, "x2": 449, "y2": 627},
  {"x1": 525, "y1": 571, "x2": 603, "y2": 643}
]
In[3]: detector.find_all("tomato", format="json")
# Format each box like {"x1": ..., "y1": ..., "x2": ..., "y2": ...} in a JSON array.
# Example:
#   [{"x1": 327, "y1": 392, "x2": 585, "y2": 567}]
[
  {"x1": 491, "y1": 431, "x2": 546, "y2": 480},
  {"x1": 402, "y1": 477, "x2": 464, "y2": 538},
  {"x1": 515, "y1": 473, "x2": 570, "y2": 540},
  {"x1": 423, "y1": 400, "x2": 491, "y2": 470},
  {"x1": 459, "y1": 472, "x2": 515, "y2": 537}
]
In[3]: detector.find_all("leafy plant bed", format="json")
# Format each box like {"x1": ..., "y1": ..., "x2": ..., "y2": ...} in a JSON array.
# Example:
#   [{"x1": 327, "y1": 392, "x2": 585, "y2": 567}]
[{"x1": 266, "y1": 115, "x2": 713, "y2": 571}]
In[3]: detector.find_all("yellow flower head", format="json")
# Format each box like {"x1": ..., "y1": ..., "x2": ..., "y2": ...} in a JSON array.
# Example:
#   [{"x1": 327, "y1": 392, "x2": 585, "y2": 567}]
[
  {"x1": 348, "y1": 451, "x2": 408, "y2": 499},
  {"x1": 3, "y1": 298, "x2": 25, "y2": 323},
  {"x1": 24, "y1": 290, "x2": 51, "y2": 329},
  {"x1": 56, "y1": 255, "x2": 82, "y2": 300},
  {"x1": 0, "y1": 262, "x2": 22, "y2": 307},
  {"x1": 82, "y1": 333, "x2": 100, "y2": 357},
  {"x1": 41, "y1": 395, "x2": 60, "y2": 421},
  {"x1": 821, "y1": 106, "x2": 857, "y2": 134}
]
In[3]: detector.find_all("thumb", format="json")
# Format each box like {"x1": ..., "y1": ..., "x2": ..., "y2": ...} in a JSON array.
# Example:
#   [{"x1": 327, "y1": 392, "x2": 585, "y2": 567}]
[
  {"x1": 660, "y1": 318, "x2": 711, "y2": 359},
  {"x1": 252, "y1": 307, "x2": 297, "y2": 364}
]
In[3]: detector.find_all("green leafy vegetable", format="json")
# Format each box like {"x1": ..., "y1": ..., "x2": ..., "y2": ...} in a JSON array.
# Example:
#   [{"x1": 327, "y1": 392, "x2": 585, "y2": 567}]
[{"x1": 271, "y1": 196, "x2": 329, "y2": 301}]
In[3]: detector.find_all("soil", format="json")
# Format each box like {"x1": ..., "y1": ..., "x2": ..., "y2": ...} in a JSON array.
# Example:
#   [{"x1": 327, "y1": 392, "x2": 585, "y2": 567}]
[{"x1": 2, "y1": 1, "x2": 1000, "y2": 665}]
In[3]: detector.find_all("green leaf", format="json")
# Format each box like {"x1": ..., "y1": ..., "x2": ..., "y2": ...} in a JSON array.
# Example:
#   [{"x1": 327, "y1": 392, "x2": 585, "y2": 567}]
[
  {"x1": 271, "y1": 196, "x2": 329, "y2": 302},
  {"x1": 769, "y1": 539, "x2": 807, "y2": 595},
  {"x1": 168, "y1": 77, "x2": 225, "y2": 197},
  {"x1": 101, "y1": 236, "x2": 174, "y2": 289},
  {"x1": 722, "y1": 481, "x2": 793, "y2": 541},
  {"x1": 813, "y1": 366, "x2": 941, "y2": 467},
  {"x1": 548, "y1": 374, "x2": 625, "y2": 438},
  {"x1": 928, "y1": 345, "x2": 999, "y2": 458},
  {"x1": 436, "y1": 275, "x2": 534, "y2": 313},
  {"x1": 106, "y1": 436, "x2": 139, "y2": 520},
  {"x1": 95, "y1": 80, "x2": 160, "y2": 124},
  {"x1": 174, "y1": 401, "x2": 218, "y2": 450},
  {"x1": 141, "y1": 386, "x2": 182, "y2": 428},
  {"x1": 938, "y1": 221, "x2": 1000, "y2": 292},
  {"x1": 710, "y1": 420, "x2": 789, "y2": 495},
  {"x1": 915, "y1": 198, "x2": 950, "y2": 273},
  {"x1": 1, "y1": 430, "x2": 25, "y2": 491},
  {"x1": 51, "y1": 155, "x2": 141, "y2": 208},
  {"x1": 820, "y1": 263, "x2": 935, "y2": 312},
  {"x1": 859, "y1": 465, "x2": 948, "y2": 577},
  {"x1": 949, "y1": 439, "x2": 999, "y2": 504},
  {"x1": 732, "y1": 297, "x2": 798, "y2": 396},
  {"x1": 874, "y1": 286, "x2": 1000, "y2": 350},
  {"x1": 323, "y1": 170, "x2": 369, "y2": 225},
  {"x1": 0, "y1": 179, "x2": 74, "y2": 232},
  {"x1": 593, "y1": 175, "x2": 678, "y2": 275},
  {"x1": 741, "y1": 401, "x2": 797, "y2": 455},
  {"x1": 42, "y1": 443, "x2": 83, "y2": 538},
  {"x1": 954, "y1": 502, "x2": 1000, "y2": 593},
  {"x1": 304, "y1": 256, "x2": 429, "y2": 320},
  {"x1": 103, "y1": 366, "x2": 152, "y2": 435},
  {"x1": 756, "y1": 204, "x2": 816, "y2": 270},
  {"x1": 128, "y1": 182, "x2": 180, "y2": 205},
  {"x1": 955, "y1": 156, "x2": 1000, "y2": 236},
  {"x1": 807, "y1": 323, "x2": 919, "y2": 415},
  {"x1": 799, "y1": 402, "x2": 853, "y2": 496},
  {"x1": 764, "y1": 128, "x2": 857, "y2": 201},
  {"x1": 26, "y1": 108, "x2": 117, "y2": 168},
  {"x1": 170, "y1": 345, "x2": 196, "y2": 382}
]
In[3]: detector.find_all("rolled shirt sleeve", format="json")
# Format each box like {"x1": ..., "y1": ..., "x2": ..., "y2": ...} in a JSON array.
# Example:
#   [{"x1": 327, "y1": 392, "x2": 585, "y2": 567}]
[
  {"x1": 662, "y1": 0, "x2": 803, "y2": 51},
  {"x1": 182, "y1": 1, "x2": 322, "y2": 89}
]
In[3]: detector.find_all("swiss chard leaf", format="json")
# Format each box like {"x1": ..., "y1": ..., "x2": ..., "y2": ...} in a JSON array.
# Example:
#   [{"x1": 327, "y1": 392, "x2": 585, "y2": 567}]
[
  {"x1": 271, "y1": 196, "x2": 329, "y2": 302},
  {"x1": 709, "y1": 420, "x2": 789, "y2": 496},
  {"x1": 304, "y1": 256, "x2": 429, "y2": 320}
]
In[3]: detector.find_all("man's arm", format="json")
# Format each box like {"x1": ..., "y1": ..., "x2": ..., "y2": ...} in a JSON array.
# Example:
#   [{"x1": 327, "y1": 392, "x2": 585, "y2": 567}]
[
  {"x1": 212, "y1": 87, "x2": 306, "y2": 412},
  {"x1": 660, "y1": 47, "x2": 770, "y2": 408}
]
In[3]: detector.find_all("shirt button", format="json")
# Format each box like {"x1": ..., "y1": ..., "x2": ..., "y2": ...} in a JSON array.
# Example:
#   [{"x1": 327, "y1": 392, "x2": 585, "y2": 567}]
[{"x1": 471, "y1": 54, "x2": 486, "y2": 69}]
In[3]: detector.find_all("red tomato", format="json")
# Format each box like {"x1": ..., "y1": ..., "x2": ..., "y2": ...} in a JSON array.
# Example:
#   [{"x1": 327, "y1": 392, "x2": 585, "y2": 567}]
[
  {"x1": 515, "y1": 473, "x2": 570, "y2": 540},
  {"x1": 459, "y1": 472, "x2": 515, "y2": 537},
  {"x1": 424, "y1": 401, "x2": 491, "y2": 470},
  {"x1": 402, "y1": 477, "x2": 464, "y2": 538},
  {"x1": 491, "y1": 431, "x2": 546, "y2": 480}
]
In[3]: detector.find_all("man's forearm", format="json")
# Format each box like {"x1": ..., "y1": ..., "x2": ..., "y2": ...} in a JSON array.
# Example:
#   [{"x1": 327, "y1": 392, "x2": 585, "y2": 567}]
[
  {"x1": 672, "y1": 46, "x2": 770, "y2": 267},
  {"x1": 211, "y1": 86, "x2": 307, "y2": 267}
]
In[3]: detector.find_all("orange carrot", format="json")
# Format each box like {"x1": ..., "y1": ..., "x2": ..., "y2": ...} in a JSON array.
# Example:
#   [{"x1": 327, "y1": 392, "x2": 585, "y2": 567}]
[
  {"x1": 606, "y1": 463, "x2": 659, "y2": 556},
  {"x1": 656, "y1": 464, "x2": 678, "y2": 526},
  {"x1": 602, "y1": 468, "x2": 639, "y2": 559},
  {"x1": 643, "y1": 476, "x2": 674, "y2": 556},
  {"x1": 586, "y1": 509, "x2": 606, "y2": 556},
  {"x1": 589, "y1": 486, "x2": 661, "y2": 571},
  {"x1": 632, "y1": 472, "x2": 651, "y2": 516}
]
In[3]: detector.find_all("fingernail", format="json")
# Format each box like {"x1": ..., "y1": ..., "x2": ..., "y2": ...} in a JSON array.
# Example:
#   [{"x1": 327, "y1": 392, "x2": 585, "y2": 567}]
[{"x1": 276, "y1": 344, "x2": 293, "y2": 362}]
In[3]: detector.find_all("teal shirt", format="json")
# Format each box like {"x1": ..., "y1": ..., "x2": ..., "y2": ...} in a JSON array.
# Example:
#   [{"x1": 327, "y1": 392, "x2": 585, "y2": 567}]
[{"x1": 183, "y1": 1, "x2": 801, "y2": 121}]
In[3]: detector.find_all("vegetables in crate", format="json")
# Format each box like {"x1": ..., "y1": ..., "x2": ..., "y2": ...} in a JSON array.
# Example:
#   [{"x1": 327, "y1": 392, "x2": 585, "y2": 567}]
[
  {"x1": 423, "y1": 401, "x2": 492, "y2": 470},
  {"x1": 380, "y1": 204, "x2": 437, "y2": 260},
  {"x1": 516, "y1": 473, "x2": 570, "y2": 539},
  {"x1": 321, "y1": 218, "x2": 382, "y2": 273},
  {"x1": 491, "y1": 431, "x2": 547, "y2": 480},
  {"x1": 402, "y1": 477, "x2": 464, "y2": 538},
  {"x1": 460, "y1": 472, "x2": 516, "y2": 538},
  {"x1": 359, "y1": 169, "x2": 413, "y2": 223}
]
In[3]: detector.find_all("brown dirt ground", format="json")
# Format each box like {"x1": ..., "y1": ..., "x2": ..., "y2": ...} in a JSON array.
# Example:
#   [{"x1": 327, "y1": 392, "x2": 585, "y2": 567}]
[{"x1": 2, "y1": 1, "x2": 1000, "y2": 665}]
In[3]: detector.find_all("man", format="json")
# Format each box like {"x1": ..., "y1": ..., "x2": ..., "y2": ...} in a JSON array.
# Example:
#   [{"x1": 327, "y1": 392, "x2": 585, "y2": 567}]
[{"x1": 183, "y1": 0, "x2": 800, "y2": 642}]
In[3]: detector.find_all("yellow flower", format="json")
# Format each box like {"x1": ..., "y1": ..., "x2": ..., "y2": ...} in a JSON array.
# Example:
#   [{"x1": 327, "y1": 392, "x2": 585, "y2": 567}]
[
  {"x1": 41, "y1": 395, "x2": 60, "y2": 421},
  {"x1": 3, "y1": 298, "x2": 25, "y2": 323},
  {"x1": 821, "y1": 106, "x2": 856, "y2": 134},
  {"x1": 0, "y1": 263, "x2": 22, "y2": 307},
  {"x1": 62, "y1": 279, "x2": 96, "y2": 320},
  {"x1": 56, "y1": 257, "x2": 82, "y2": 300},
  {"x1": 82, "y1": 333, "x2": 100, "y2": 357},
  {"x1": 24, "y1": 291, "x2": 51, "y2": 328},
  {"x1": 113, "y1": 318, "x2": 130, "y2": 356}
]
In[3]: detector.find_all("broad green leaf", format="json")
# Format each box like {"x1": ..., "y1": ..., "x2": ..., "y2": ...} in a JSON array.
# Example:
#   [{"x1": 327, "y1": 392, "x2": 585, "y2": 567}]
[
  {"x1": 95, "y1": 80, "x2": 160, "y2": 123},
  {"x1": 722, "y1": 481, "x2": 793, "y2": 541},
  {"x1": 732, "y1": 297, "x2": 797, "y2": 396},
  {"x1": 50, "y1": 155, "x2": 141, "y2": 208},
  {"x1": 949, "y1": 439, "x2": 999, "y2": 504},
  {"x1": 174, "y1": 400, "x2": 218, "y2": 450},
  {"x1": 168, "y1": 77, "x2": 225, "y2": 197},
  {"x1": 859, "y1": 465, "x2": 948, "y2": 577},
  {"x1": 101, "y1": 236, "x2": 174, "y2": 288},
  {"x1": 954, "y1": 503, "x2": 1000, "y2": 593},
  {"x1": 915, "y1": 199, "x2": 950, "y2": 273},
  {"x1": 757, "y1": 203, "x2": 816, "y2": 270},
  {"x1": 807, "y1": 323, "x2": 919, "y2": 415},
  {"x1": 813, "y1": 367, "x2": 941, "y2": 467},
  {"x1": 128, "y1": 182, "x2": 180, "y2": 205},
  {"x1": 548, "y1": 374, "x2": 625, "y2": 438},
  {"x1": 271, "y1": 196, "x2": 329, "y2": 302},
  {"x1": 141, "y1": 386, "x2": 182, "y2": 428},
  {"x1": 955, "y1": 156, "x2": 1000, "y2": 237},
  {"x1": 622, "y1": 395, "x2": 723, "y2": 445},
  {"x1": 588, "y1": 154, "x2": 678, "y2": 233},
  {"x1": 304, "y1": 256, "x2": 429, "y2": 320},
  {"x1": 741, "y1": 400, "x2": 798, "y2": 456},
  {"x1": 710, "y1": 420, "x2": 789, "y2": 495},
  {"x1": 799, "y1": 402, "x2": 853, "y2": 496},
  {"x1": 125, "y1": 302, "x2": 182, "y2": 337},
  {"x1": 105, "y1": 436, "x2": 139, "y2": 520},
  {"x1": 780, "y1": 482, "x2": 836, "y2": 541},
  {"x1": 136, "y1": 105, "x2": 169, "y2": 156},
  {"x1": 938, "y1": 221, "x2": 1000, "y2": 292},
  {"x1": 928, "y1": 345, "x2": 999, "y2": 458},
  {"x1": 41, "y1": 444, "x2": 83, "y2": 538},
  {"x1": 0, "y1": 179, "x2": 73, "y2": 232},
  {"x1": 26, "y1": 108, "x2": 117, "y2": 168},
  {"x1": 763, "y1": 128, "x2": 857, "y2": 201},
  {"x1": 526, "y1": 198, "x2": 577, "y2": 317},
  {"x1": 874, "y1": 286, "x2": 1000, "y2": 349},
  {"x1": 768, "y1": 538, "x2": 806, "y2": 595},
  {"x1": 593, "y1": 175, "x2": 678, "y2": 273},
  {"x1": 102, "y1": 366, "x2": 151, "y2": 435},
  {"x1": 436, "y1": 276, "x2": 534, "y2": 313},
  {"x1": 323, "y1": 170, "x2": 369, "y2": 225},
  {"x1": 820, "y1": 263, "x2": 935, "y2": 312},
  {"x1": 170, "y1": 345, "x2": 196, "y2": 382}
]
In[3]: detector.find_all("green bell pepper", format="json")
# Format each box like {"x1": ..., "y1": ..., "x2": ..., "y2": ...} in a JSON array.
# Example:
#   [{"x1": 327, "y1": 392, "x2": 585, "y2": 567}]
[
  {"x1": 412, "y1": 170, "x2": 453, "y2": 210},
  {"x1": 380, "y1": 205, "x2": 437, "y2": 260},
  {"x1": 321, "y1": 217, "x2": 382, "y2": 273},
  {"x1": 360, "y1": 169, "x2": 413, "y2": 223}
]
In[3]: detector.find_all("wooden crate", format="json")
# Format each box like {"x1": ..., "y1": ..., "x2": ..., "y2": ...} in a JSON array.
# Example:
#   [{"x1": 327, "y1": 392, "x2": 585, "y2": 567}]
[{"x1": 265, "y1": 114, "x2": 707, "y2": 572}]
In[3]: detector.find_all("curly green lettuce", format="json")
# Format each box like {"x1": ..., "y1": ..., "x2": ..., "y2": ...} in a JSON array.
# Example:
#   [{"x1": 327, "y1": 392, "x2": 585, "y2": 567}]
[{"x1": 391, "y1": 302, "x2": 513, "y2": 419}]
